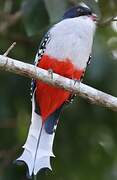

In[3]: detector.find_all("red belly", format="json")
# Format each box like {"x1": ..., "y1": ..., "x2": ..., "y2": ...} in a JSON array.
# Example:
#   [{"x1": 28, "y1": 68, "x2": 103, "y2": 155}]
[{"x1": 36, "y1": 55, "x2": 84, "y2": 121}]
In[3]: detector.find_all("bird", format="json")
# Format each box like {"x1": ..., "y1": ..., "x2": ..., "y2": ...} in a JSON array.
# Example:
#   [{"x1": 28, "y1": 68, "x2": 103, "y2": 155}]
[{"x1": 16, "y1": 3, "x2": 96, "y2": 178}]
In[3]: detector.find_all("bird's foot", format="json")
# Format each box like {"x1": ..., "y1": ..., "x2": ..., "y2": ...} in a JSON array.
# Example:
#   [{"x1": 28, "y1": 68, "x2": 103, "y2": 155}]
[
  {"x1": 73, "y1": 79, "x2": 80, "y2": 85},
  {"x1": 48, "y1": 68, "x2": 53, "y2": 79},
  {"x1": 65, "y1": 93, "x2": 77, "y2": 105},
  {"x1": 65, "y1": 78, "x2": 80, "y2": 105}
]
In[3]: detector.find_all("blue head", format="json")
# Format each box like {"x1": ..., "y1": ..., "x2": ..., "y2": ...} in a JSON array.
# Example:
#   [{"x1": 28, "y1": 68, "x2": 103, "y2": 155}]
[{"x1": 63, "y1": 5, "x2": 92, "y2": 19}]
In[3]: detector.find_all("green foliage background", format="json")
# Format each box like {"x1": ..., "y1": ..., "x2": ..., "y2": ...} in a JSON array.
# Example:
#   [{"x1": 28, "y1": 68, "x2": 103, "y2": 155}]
[{"x1": 0, "y1": 0, "x2": 117, "y2": 180}]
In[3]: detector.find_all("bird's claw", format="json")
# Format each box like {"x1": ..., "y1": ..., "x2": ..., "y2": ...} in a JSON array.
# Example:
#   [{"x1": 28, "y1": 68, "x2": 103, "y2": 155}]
[
  {"x1": 73, "y1": 79, "x2": 80, "y2": 85},
  {"x1": 48, "y1": 68, "x2": 53, "y2": 79}
]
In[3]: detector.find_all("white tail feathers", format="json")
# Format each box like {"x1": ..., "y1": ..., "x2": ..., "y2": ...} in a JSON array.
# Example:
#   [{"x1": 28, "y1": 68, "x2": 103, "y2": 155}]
[{"x1": 16, "y1": 94, "x2": 56, "y2": 176}]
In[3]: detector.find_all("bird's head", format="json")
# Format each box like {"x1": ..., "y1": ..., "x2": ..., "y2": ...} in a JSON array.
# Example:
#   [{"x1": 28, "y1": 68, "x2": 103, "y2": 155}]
[{"x1": 63, "y1": 3, "x2": 97, "y2": 22}]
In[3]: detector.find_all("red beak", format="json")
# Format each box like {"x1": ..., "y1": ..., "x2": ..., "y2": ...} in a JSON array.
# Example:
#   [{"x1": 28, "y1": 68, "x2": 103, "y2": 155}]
[{"x1": 92, "y1": 14, "x2": 97, "y2": 21}]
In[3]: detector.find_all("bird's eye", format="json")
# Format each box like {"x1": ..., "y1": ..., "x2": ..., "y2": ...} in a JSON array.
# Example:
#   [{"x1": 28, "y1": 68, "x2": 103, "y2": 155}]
[
  {"x1": 77, "y1": 7, "x2": 92, "y2": 16},
  {"x1": 77, "y1": 8, "x2": 83, "y2": 13}
]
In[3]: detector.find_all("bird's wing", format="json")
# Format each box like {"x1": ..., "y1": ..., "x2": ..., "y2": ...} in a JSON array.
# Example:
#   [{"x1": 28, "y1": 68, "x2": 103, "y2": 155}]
[
  {"x1": 30, "y1": 32, "x2": 51, "y2": 99},
  {"x1": 34, "y1": 32, "x2": 51, "y2": 66}
]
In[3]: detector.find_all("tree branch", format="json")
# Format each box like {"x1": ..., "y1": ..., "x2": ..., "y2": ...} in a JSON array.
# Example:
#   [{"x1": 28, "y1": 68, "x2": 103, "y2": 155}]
[
  {"x1": 98, "y1": 17, "x2": 117, "y2": 26},
  {"x1": 0, "y1": 55, "x2": 117, "y2": 112},
  {"x1": 3, "y1": 42, "x2": 16, "y2": 56}
]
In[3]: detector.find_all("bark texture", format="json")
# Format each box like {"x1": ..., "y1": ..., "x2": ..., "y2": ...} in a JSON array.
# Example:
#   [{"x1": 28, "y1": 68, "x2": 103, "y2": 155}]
[{"x1": 0, "y1": 55, "x2": 117, "y2": 112}]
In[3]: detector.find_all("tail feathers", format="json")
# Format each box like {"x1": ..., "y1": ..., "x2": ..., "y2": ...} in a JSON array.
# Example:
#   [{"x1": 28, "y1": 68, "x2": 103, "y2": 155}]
[
  {"x1": 17, "y1": 110, "x2": 42, "y2": 176},
  {"x1": 17, "y1": 148, "x2": 34, "y2": 177},
  {"x1": 16, "y1": 94, "x2": 56, "y2": 176},
  {"x1": 17, "y1": 121, "x2": 56, "y2": 176},
  {"x1": 34, "y1": 156, "x2": 51, "y2": 175},
  {"x1": 33, "y1": 125, "x2": 56, "y2": 175}
]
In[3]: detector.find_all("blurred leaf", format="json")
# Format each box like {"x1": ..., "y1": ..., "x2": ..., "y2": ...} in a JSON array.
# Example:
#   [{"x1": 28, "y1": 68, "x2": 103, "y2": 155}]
[
  {"x1": 98, "y1": 0, "x2": 117, "y2": 20},
  {"x1": 108, "y1": 37, "x2": 117, "y2": 50},
  {"x1": 83, "y1": 0, "x2": 100, "y2": 14},
  {"x1": 44, "y1": 0, "x2": 68, "y2": 23},
  {"x1": 21, "y1": 0, "x2": 49, "y2": 36},
  {"x1": 17, "y1": 106, "x2": 30, "y2": 143}
]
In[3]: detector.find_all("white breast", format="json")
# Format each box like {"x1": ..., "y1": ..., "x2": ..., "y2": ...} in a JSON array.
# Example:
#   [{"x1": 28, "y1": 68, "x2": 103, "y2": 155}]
[{"x1": 45, "y1": 16, "x2": 96, "y2": 70}]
